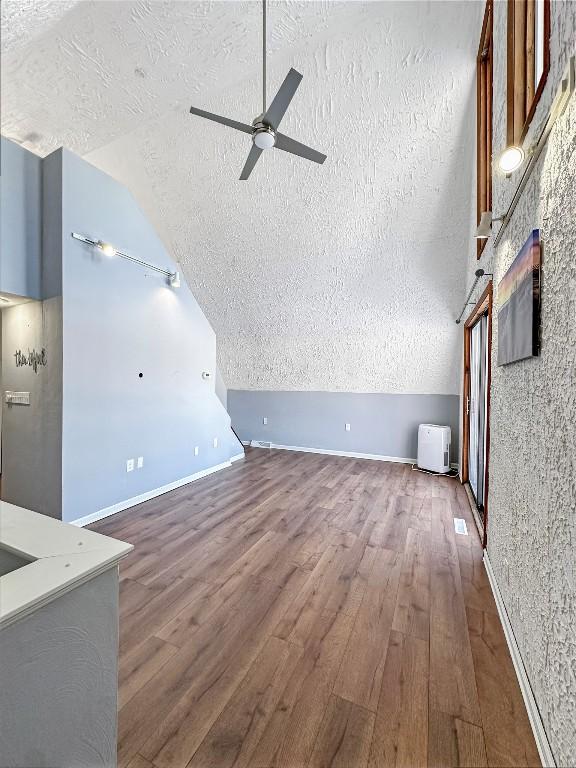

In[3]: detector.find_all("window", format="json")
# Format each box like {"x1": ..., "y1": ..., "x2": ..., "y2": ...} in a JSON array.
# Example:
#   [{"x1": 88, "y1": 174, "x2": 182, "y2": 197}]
[
  {"x1": 477, "y1": 0, "x2": 493, "y2": 258},
  {"x1": 507, "y1": 0, "x2": 550, "y2": 144}
]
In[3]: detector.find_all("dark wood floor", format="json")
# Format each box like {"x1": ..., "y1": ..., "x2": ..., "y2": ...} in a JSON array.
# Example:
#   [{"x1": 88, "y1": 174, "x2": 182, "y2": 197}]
[{"x1": 92, "y1": 448, "x2": 540, "y2": 768}]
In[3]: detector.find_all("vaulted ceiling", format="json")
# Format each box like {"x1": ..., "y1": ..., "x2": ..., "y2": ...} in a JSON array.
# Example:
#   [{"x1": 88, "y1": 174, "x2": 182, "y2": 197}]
[{"x1": 1, "y1": 0, "x2": 482, "y2": 394}]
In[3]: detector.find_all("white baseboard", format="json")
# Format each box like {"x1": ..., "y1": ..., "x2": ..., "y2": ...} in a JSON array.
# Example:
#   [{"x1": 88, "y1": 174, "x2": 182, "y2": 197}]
[
  {"x1": 483, "y1": 552, "x2": 556, "y2": 767},
  {"x1": 70, "y1": 459, "x2": 237, "y2": 528},
  {"x1": 230, "y1": 451, "x2": 245, "y2": 462},
  {"x1": 241, "y1": 440, "x2": 251, "y2": 446},
  {"x1": 249, "y1": 440, "x2": 416, "y2": 465}
]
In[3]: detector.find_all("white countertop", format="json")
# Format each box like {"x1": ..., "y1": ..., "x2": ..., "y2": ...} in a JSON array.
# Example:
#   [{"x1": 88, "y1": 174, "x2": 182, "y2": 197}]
[{"x1": 0, "y1": 501, "x2": 133, "y2": 629}]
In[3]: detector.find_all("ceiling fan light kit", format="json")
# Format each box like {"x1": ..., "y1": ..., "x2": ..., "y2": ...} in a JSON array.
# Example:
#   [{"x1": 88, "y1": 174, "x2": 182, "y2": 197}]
[
  {"x1": 189, "y1": 0, "x2": 326, "y2": 180},
  {"x1": 252, "y1": 122, "x2": 276, "y2": 150}
]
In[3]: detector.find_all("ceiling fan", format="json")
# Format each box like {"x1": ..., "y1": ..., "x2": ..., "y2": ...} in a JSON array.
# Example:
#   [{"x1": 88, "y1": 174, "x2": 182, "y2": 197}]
[{"x1": 189, "y1": 0, "x2": 327, "y2": 180}]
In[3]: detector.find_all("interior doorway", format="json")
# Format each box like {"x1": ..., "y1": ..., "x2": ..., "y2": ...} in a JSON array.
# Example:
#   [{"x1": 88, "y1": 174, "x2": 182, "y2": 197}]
[{"x1": 461, "y1": 282, "x2": 493, "y2": 547}]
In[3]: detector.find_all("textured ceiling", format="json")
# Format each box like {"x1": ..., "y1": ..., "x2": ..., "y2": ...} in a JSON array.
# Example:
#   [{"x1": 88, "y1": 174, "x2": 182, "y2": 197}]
[{"x1": 1, "y1": 0, "x2": 483, "y2": 394}]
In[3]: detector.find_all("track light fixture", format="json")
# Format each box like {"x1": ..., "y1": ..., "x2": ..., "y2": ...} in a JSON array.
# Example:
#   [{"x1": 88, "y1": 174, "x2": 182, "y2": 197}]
[
  {"x1": 97, "y1": 240, "x2": 117, "y2": 257},
  {"x1": 72, "y1": 232, "x2": 180, "y2": 288},
  {"x1": 475, "y1": 211, "x2": 505, "y2": 239},
  {"x1": 497, "y1": 145, "x2": 525, "y2": 174}
]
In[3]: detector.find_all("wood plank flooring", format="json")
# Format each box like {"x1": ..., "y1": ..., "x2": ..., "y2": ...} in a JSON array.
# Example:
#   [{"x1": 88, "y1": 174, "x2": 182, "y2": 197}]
[{"x1": 92, "y1": 448, "x2": 540, "y2": 768}]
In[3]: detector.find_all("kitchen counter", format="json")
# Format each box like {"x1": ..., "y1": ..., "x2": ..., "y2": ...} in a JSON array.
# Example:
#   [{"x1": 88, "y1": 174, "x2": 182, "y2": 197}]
[
  {"x1": 0, "y1": 500, "x2": 133, "y2": 768},
  {"x1": 0, "y1": 499, "x2": 132, "y2": 628}
]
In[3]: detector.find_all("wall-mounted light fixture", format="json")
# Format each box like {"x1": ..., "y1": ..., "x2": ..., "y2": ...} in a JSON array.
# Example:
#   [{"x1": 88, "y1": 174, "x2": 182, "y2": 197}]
[
  {"x1": 71, "y1": 232, "x2": 180, "y2": 288},
  {"x1": 475, "y1": 211, "x2": 505, "y2": 240}
]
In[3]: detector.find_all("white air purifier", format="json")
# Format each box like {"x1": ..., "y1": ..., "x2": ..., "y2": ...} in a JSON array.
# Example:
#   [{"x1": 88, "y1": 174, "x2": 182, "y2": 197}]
[{"x1": 417, "y1": 424, "x2": 451, "y2": 474}]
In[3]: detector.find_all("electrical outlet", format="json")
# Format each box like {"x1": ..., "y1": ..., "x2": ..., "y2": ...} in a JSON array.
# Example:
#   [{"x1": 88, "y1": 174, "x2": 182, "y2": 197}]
[
  {"x1": 345, "y1": 423, "x2": 351, "y2": 431},
  {"x1": 126, "y1": 459, "x2": 134, "y2": 472},
  {"x1": 263, "y1": 417, "x2": 268, "y2": 425},
  {"x1": 194, "y1": 446, "x2": 199, "y2": 456},
  {"x1": 213, "y1": 437, "x2": 218, "y2": 448},
  {"x1": 137, "y1": 456, "x2": 144, "y2": 469}
]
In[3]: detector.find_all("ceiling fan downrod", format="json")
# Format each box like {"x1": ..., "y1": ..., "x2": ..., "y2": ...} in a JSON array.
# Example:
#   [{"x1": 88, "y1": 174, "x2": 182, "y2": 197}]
[{"x1": 262, "y1": 0, "x2": 267, "y2": 114}]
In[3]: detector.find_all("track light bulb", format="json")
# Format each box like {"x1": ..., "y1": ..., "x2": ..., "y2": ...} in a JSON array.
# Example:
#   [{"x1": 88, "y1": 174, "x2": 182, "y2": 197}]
[
  {"x1": 98, "y1": 240, "x2": 116, "y2": 257},
  {"x1": 498, "y1": 145, "x2": 525, "y2": 174}
]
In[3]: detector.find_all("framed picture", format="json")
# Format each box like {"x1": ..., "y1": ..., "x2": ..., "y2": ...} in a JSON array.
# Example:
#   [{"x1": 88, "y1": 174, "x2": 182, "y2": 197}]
[{"x1": 497, "y1": 229, "x2": 541, "y2": 366}]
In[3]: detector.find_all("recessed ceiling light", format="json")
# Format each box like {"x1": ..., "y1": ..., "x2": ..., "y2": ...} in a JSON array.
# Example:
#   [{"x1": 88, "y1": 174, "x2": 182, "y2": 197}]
[{"x1": 498, "y1": 145, "x2": 525, "y2": 174}]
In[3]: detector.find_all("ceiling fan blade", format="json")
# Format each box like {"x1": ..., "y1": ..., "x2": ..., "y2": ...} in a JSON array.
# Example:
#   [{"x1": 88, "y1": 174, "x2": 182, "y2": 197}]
[
  {"x1": 274, "y1": 132, "x2": 327, "y2": 165},
  {"x1": 239, "y1": 144, "x2": 263, "y2": 180},
  {"x1": 262, "y1": 68, "x2": 303, "y2": 130},
  {"x1": 189, "y1": 106, "x2": 253, "y2": 135}
]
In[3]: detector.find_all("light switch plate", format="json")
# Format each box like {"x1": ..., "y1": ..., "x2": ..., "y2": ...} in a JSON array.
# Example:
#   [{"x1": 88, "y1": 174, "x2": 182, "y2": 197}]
[
  {"x1": 345, "y1": 423, "x2": 351, "y2": 431},
  {"x1": 194, "y1": 446, "x2": 199, "y2": 456},
  {"x1": 5, "y1": 391, "x2": 31, "y2": 405},
  {"x1": 213, "y1": 437, "x2": 218, "y2": 448},
  {"x1": 137, "y1": 456, "x2": 144, "y2": 469},
  {"x1": 263, "y1": 417, "x2": 268, "y2": 425},
  {"x1": 126, "y1": 459, "x2": 134, "y2": 472}
]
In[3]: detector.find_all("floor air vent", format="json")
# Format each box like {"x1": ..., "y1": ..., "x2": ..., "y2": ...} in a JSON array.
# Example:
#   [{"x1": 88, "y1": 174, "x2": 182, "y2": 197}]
[
  {"x1": 453, "y1": 518, "x2": 468, "y2": 535},
  {"x1": 253, "y1": 440, "x2": 272, "y2": 449}
]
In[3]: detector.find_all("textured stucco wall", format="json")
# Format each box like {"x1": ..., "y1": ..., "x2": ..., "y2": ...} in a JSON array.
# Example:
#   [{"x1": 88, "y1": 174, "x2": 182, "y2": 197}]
[{"x1": 462, "y1": 2, "x2": 576, "y2": 764}]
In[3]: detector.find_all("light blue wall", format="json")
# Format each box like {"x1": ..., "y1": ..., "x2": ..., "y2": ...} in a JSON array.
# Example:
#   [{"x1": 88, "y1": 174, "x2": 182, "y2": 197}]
[
  {"x1": 0, "y1": 136, "x2": 42, "y2": 299},
  {"x1": 228, "y1": 390, "x2": 459, "y2": 462},
  {"x1": 215, "y1": 365, "x2": 227, "y2": 410},
  {"x1": 1, "y1": 140, "x2": 241, "y2": 522},
  {"x1": 58, "y1": 149, "x2": 242, "y2": 522}
]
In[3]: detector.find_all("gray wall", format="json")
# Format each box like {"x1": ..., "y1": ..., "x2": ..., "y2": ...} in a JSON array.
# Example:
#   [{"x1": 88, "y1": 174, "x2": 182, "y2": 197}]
[
  {"x1": 58, "y1": 148, "x2": 241, "y2": 522},
  {"x1": 460, "y1": 3, "x2": 576, "y2": 764},
  {"x1": 0, "y1": 142, "x2": 64, "y2": 519},
  {"x1": 0, "y1": 136, "x2": 42, "y2": 299},
  {"x1": 1, "y1": 300, "x2": 62, "y2": 518},
  {"x1": 0, "y1": 568, "x2": 119, "y2": 767},
  {"x1": 229, "y1": 390, "x2": 459, "y2": 462}
]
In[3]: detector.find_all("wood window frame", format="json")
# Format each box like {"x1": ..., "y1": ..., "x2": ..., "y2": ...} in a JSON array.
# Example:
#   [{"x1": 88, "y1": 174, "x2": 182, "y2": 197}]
[
  {"x1": 507, "y1": 0, "x2": 551, "y2": 145},
  {"x1": 461, "y1": 281, "x2": 493, "y2": 548},
  {"x1": 476, "y1": 0, "x2": 493, "y2": 260}
]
